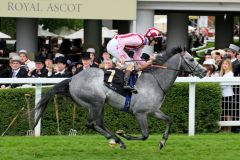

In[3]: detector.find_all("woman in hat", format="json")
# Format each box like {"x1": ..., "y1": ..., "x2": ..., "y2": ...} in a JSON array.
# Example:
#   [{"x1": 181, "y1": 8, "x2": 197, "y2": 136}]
[
  {"x1": 44, "y1": 54, "x2": 54, "y2": 77},
  {"x1": 202, "y1": 59, "x2": 219, "y2": 77},
  {"x1": 29, "y1": 56, "x2": 48, "y2": 77}
]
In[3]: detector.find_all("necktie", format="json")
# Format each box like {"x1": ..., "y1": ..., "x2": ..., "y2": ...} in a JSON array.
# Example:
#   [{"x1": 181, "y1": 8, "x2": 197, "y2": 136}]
[{"x1": 12, "y1": 71, "x2": 17, "y2": 78}]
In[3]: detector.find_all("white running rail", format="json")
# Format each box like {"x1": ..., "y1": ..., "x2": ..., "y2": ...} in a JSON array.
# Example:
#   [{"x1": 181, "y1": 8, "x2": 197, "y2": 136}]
[{"x1": 0, "y1": 77, "x2": 240, "y2": 136}]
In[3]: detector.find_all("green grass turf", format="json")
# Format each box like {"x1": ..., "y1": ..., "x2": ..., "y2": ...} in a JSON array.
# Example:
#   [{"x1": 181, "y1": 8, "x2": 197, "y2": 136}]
[{"x1": 0, "y1": 134, "x2": 239, "y2": 160}]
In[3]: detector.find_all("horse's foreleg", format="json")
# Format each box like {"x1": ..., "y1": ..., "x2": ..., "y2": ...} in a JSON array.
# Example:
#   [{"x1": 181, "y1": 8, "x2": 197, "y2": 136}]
[
  {"x1": 117, "y1": 112, "x2": 149, "y2": 141},
  {"x1": 152, "y1": 110, "x2": 172, "y2": 150},
  {"x1": 86, "y1": 106, "x2": 126, "y2": 149}
]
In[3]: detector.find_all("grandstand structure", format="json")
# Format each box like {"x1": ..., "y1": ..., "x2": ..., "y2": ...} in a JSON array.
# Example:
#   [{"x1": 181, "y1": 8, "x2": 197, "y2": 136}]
[{"x1": 0, "y1": 0, "x2": 239, "y2": 57}]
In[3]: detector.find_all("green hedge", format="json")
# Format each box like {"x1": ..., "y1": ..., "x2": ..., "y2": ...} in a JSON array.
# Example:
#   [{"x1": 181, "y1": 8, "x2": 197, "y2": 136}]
[{"x1": 0, "y1": 83, "x2": 221, "y2": 136}]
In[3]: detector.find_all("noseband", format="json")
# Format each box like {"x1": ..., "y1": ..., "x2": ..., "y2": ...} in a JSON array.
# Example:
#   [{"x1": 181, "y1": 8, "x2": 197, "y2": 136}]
[{"x1": 179, "y1": 51, "x2": 199, "y2": 75}]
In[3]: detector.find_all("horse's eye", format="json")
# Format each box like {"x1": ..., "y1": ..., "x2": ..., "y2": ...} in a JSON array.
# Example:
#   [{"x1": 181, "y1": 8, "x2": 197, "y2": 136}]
[{"x1": 189, "y1": 58, "x2": 194, "y2": 62}]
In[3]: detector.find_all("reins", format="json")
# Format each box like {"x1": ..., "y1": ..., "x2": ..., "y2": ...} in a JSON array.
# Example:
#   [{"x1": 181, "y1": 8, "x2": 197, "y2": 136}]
[
  {"x1": 151, "y1": 64, "x2": 192, "y2": 73},
  {"x1": 148, "y1": 51, "x2": 198, "y2": 96}
]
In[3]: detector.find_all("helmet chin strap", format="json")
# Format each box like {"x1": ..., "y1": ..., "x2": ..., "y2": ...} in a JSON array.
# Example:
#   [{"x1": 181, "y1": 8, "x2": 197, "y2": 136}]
[
  {"x1": 144, "y1": 37, "x2": 151, "y2": 45},
  {"x1": 147, "y1": 37, "x2": 153, "y2": 45}
]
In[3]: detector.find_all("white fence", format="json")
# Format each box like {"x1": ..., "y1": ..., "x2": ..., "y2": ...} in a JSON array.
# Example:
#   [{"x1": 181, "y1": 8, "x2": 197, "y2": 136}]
[{"x1": 0, "y1": 77, "x2": 240, "y2": 136}]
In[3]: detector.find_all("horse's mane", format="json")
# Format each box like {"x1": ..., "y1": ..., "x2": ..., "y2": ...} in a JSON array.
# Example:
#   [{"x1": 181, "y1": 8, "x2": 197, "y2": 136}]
[{"x1": 153, "y1": 47, "x2": 183, "y2": 65}]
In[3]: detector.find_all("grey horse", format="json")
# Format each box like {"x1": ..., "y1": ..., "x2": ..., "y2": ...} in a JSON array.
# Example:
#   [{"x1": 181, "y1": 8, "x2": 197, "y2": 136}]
[{"x1": 34, "y1": 47, "x2": 207, "y2": 149}]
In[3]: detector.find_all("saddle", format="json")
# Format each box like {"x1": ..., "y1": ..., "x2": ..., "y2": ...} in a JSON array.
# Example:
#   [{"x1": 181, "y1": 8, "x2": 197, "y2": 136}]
[
  {"x1": 104, "y1": 68, "x2": 139, "y2": 111},
  {"x1": 104, "y1": 68, "x2": 139, "y2": 96}
]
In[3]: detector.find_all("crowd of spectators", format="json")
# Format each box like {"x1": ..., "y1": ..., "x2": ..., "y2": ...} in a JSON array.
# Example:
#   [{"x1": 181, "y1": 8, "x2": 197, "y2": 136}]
[{"x1": 193, "y1": 43, "x2": 240, "y2": 133}]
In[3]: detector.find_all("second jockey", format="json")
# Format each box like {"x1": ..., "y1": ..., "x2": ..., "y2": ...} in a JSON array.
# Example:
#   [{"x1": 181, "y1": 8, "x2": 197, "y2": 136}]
[{"x1": 107, "y1": 27, "x2": 162, "y2": 92}]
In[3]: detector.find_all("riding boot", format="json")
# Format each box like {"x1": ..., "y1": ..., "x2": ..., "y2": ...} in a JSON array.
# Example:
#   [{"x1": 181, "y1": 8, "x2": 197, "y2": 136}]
[{"x1": 123, "y1": 70, "x2": 138, "y2": 93}]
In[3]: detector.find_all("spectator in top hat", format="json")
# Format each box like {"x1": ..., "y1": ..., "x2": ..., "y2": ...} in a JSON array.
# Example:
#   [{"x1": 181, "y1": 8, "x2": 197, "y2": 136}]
[
  {"x1": 29, "y1": 56, "x2": 48, "y2": 77},
  {"x1": 226, "y1": 44, "x2": 240, "y2": 76},
  {"x1": 45, "y1": 54, "x2": 54, "y2": 77},
  {"x1": 19, "y1": 49, "x2": 36, "y2": 72},
  {"x1": 75, "y1": 52, "x2": 92, "y2": 74},
  {"x1": 1, "y1": 56, "x2": 28, "y2": 88},
  {"x1": 204, "y1": 49, "x2": 213, "y2": 61},
  {"x1": 87, "y1": 48, "x2": 99, "y2": 67},
  {"x1": 52, "y1": 56, "x2": 72, "y2": 77}
]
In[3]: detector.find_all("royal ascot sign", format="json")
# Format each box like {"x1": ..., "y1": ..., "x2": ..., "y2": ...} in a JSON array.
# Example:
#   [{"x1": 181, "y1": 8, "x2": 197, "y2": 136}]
[{"x1": 0, "y1": 0, "x2": 136, "y2": 20}]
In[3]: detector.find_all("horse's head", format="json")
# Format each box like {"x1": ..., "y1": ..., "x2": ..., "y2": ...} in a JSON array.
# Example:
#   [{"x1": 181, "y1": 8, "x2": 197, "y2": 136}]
[
  {"x1": 151, "y1": 47, "x2": 207, "y2": 78},
  {"x1": 179, "y1": 49, "x2": 207, "y2": 78}
]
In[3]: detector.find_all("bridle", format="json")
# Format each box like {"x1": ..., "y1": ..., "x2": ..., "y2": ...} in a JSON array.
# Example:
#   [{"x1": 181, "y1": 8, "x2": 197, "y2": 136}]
[
  {"x1": 150, "y1": 51, "x2": 200, "y2": 95},
  {"x1": 179, "y1": 51, "x2": 200, "y2": 75},
  {"x1": 151, "y1": 51, "x2": 199, "y2": 75}
]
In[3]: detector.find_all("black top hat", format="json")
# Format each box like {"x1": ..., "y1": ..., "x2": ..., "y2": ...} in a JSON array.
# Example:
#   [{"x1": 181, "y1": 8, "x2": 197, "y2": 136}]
[
  {"x1": 81, "y1": 52, "x2": 91, "y2": 60},
  {"x1": 205, "y1": 49, "x2": 212, "y2": 56},
  {"x1": 35, "y1": 56, "x2": 45, "y2": 63},
  {"x1": 141, "y1": 53, "x2": 150, "y2": 61},
  {"x1": 55, "y1": 56, "x2": 67, "y2": 64},
  {"x1": 45, "y1": 54, "x2": 54, "y2": 61}
]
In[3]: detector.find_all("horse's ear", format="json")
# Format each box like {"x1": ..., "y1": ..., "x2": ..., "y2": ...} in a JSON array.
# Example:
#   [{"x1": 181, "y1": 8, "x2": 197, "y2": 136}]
[
  {"x1": 183, "y1": 46, "x2": 187, "y2": 52},
  {"x1": 180, "y1": 47, "x2": 186, "y2": 56}
]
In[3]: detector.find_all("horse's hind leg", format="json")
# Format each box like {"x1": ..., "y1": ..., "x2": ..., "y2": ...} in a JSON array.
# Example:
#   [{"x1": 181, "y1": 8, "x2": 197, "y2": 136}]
[
  {"x1": 86, "y1": 105, "x2": 127, "y2": 149},
  {"x1": 152, "y1": 110, "x2": 172, "y2": 150},
  {"x1": 117, "y1": 112, "x2": 149, "y2": 141}
]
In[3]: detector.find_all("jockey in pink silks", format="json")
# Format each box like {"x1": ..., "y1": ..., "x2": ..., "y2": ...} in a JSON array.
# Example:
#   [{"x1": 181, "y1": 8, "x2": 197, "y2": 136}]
[{"x1": 107, "y1": 27, "x2": 162, "y2": 92}]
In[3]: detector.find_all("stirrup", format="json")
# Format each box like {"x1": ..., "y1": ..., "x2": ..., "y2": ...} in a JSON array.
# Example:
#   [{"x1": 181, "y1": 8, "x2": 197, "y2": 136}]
[
  {"x1": 123, "y1": 85, "x2": 134, "y2": 90},
  {"x1": 123, "y1": 85, "x2": 138, "y2": 94},
  {"x1": 131, "y1": 88, "x2": 138, "y2": 94}
]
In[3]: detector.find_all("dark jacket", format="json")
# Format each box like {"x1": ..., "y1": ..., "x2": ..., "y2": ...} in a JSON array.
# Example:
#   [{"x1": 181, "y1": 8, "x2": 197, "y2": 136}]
[
  {"x1": 9, "y1": 67, "x2": 28, "y2": 88},
  {"x1": 0, "y1": 65, "x2": 11, "y2": 78},
  {"x1": 52, "y1": 70, "x2": 72, "y2": 78},
  {"x1": 30, "y1": 68, "x2": 48, "y2": 78},
  {"x1": 232, "y1": 59, "x2": 240, "y2": 76}
]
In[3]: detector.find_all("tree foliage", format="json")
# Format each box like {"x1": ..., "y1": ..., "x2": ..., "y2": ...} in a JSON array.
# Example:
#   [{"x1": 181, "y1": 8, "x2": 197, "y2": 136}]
[{"x1": 0, "y1": 17, "x2": 83, "y2": 38}]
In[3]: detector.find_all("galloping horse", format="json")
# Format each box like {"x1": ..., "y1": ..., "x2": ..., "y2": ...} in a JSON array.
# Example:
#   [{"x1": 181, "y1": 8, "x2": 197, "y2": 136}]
[{"x1": 34, "y1": 47, "x2": 207, "y2": 149}]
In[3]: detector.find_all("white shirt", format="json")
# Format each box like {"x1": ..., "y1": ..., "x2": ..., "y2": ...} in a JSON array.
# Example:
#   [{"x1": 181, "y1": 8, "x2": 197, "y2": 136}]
[
  {"x1": 55, "y1": 69, "x2": 66, "y2": 75},
  {"x1": 220, "y1": 71, "x2": 234, "y2": 97},
  {"x1": 12, "y1": 68, "x2": 20, "y2": 78}
]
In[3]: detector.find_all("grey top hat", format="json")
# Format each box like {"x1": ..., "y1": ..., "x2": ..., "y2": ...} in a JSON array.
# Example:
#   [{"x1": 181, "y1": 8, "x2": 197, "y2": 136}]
[
  {"x1": 11, "y1": 55, "x2": 21, "y2": 62},
  {"x1": 228, "y1": 44, "x2": 239, "y2": 52}
]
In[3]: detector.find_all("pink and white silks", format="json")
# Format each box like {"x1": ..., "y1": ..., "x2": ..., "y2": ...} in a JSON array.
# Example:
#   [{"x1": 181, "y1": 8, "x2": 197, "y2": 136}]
[{"x1": 107, "y1": 33, "x2": 147, "y2": 65}]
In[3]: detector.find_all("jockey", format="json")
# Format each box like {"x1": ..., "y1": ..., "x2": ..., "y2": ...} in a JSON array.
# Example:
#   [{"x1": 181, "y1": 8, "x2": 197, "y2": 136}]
[{"x1": 107, "y1": 27, "x2": 161, "y2": 92}]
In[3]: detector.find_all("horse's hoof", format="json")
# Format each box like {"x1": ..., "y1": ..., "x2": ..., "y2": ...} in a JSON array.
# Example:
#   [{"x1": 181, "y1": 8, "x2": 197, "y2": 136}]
[
  {"x1": 116, "y1": 130, "x2": 125, "y2": 136},
  {"x1": 159, "y1": 142, "x2": 164, "y2": 150},
  {"x1": 119, "y1": 142, "x2": 127, "y2": 149},
  {"x1": 108, "y1": 138, "x2": 116, "y2": 148}
]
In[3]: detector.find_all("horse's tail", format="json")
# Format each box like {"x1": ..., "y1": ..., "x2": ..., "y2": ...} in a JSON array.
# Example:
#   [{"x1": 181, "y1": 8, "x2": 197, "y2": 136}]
[{"x1": 33, "y1": 78, "x2": 71, "y2": 128}]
